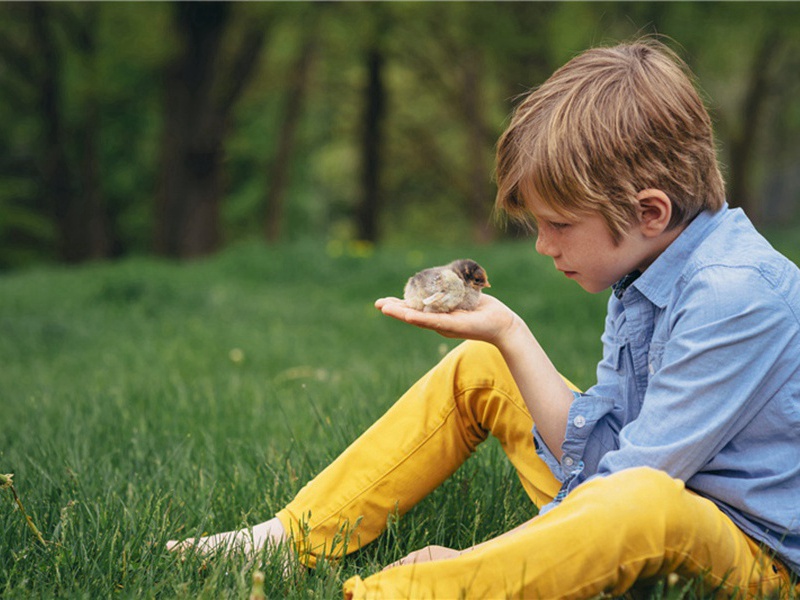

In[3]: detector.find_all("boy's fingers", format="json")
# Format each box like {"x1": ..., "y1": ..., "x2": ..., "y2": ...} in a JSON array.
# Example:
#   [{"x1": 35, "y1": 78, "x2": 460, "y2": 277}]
[
  {"x1": 376, "y1": 297, "x2": 480, "y2": 340},
  {"x1": 374, "y1": 297, "x2": 402, "y2": 309},
  {"x1": 384, "y1": 304, "x2": 434, "y2": 326},
  {"x1": 376, "y1": 298, "x2": 415, "y2": 320}
]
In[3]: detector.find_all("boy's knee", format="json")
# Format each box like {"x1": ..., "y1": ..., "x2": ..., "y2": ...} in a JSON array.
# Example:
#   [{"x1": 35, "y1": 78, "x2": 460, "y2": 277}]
[
  {"x1": 449, "y1": 341, "x2": 581, "y2": 393},
  {"x1": 445, "y1": 341, "x2": 517, "y2": 396},
  {"x1": 573, "y1": 467, "x2": 686, "y2": 527},
  {"x1": 437, "y1": 341, "x2": 509, "y2": 386},
  {"x1": 439, "y1": 341, "x2": 525, "y2": 434},
  {"x1": 448, "y1": 340, "x2": 505, "y2": 368}
]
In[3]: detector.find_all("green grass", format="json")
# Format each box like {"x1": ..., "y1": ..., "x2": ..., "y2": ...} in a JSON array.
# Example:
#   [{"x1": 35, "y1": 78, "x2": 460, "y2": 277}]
[{"x1": 1, "y1": 236, "x2": 796, "y2": 598}]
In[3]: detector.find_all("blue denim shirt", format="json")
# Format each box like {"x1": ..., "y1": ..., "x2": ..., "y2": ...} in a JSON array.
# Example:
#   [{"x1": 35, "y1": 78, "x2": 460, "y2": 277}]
[{"x1": 533, "y1": 205, "x2": 800, "y2": 573}]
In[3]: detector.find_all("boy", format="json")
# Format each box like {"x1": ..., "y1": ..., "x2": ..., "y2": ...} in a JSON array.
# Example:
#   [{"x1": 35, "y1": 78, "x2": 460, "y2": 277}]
[{"x1": 169, "y1": 40, "x2": 800, "y2": 598}]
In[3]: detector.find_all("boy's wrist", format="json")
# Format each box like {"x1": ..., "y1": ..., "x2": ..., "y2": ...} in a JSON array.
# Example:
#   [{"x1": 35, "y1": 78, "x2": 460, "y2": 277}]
[{"x1": 492, "y1": 313, "x2": 532, "y2": 352}]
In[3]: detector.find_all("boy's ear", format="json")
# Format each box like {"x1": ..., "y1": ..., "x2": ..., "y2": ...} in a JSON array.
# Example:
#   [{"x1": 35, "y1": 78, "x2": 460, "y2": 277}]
[{"x1": 635, "y1": 189, "x2": 672, "y2": 237}]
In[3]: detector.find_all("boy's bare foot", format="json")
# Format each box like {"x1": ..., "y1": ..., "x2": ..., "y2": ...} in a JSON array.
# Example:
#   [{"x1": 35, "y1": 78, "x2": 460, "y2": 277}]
[{"x1": 166, "y1": 517, "x2": 287, "y2": 557}]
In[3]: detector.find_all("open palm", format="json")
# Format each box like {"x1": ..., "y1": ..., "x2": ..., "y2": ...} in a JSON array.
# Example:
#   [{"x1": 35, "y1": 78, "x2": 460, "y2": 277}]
[{"x1": 375, "y1": 293, "x2": 518, "y2": 344}]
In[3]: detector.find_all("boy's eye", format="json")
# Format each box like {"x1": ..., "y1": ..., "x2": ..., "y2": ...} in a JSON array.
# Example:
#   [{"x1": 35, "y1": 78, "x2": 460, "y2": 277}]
[{"x1": 549, "y1": 221, "x2": 570, "y2": 230}]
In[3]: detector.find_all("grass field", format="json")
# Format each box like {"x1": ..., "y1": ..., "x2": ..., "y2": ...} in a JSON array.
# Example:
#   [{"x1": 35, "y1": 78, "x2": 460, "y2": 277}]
[{"x1": 1, "y1": 234, "x2": 797, "y2": 599}]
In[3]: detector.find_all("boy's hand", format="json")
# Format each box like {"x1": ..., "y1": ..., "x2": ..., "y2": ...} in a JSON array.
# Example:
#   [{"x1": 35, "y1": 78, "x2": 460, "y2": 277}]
[
  {"x1": 375, "y1": 294, "x2": 518, "y2": 345},
  {"x1": 381, "y1": 544, "x2": 464, "y2": 571}
]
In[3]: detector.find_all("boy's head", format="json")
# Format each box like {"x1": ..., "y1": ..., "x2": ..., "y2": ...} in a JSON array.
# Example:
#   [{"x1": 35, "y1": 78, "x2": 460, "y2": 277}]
[{"x1": 496, "y1": 39, "x2": 725, "y2": 242}]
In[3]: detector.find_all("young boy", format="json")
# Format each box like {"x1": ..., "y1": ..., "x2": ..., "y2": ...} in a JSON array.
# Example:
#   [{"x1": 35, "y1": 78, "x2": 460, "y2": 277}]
[{"x1": 168, "y1": 40, "x2": 800, "y2": 598}]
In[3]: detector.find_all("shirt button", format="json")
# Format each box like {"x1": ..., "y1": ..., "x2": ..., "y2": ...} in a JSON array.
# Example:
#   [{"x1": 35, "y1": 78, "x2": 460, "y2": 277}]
[
  {"x1": 573, "y1": 415, "x2": 586, "y2": 428},
  {"x1": 563, "y1": 456, "x2": 574, "y2": 468},
  {"x1": 648, "y1": 363, "x2": 655, "y2": 375}
]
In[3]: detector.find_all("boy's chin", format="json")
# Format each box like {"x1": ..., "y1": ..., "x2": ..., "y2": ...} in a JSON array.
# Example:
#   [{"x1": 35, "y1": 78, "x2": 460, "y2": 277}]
[{"x1": 576, "y1": 280, "x2": 611, "y2": 294}]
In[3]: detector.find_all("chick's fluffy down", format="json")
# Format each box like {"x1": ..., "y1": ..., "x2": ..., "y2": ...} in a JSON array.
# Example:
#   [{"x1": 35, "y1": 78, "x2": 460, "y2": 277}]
[
  {"x1": 404, "y1": 268, "x2": 467, "y2": 313},
  {"x1": 403, "y1": 259, "x2": 489, "y2": 313}
]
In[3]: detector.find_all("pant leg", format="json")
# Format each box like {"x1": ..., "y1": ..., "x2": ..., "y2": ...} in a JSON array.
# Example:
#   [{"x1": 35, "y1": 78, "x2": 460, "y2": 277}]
[
  {"x1": 343, "y1": 467, "x2": 792, "y2": 599},
  {"x1": 275, "y1": 340, "x2": 562, "y2": 567}
]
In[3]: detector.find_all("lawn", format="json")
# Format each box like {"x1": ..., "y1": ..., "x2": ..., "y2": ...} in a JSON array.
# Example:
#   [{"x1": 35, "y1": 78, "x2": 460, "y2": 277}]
[{"x1": 1, "y1": 234, "x2": 796, "y2": 598}]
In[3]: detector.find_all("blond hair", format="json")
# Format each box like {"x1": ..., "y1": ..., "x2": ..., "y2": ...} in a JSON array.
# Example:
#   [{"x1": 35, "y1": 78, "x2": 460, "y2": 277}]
[{"x1": 495, "y1": 40, "x2": 725, "y2": 241}]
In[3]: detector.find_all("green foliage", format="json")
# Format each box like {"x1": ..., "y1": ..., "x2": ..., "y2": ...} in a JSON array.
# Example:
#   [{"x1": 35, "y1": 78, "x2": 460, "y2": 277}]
[{"x1": 1, "y1": 3, "x2": 800, "y2": 267}]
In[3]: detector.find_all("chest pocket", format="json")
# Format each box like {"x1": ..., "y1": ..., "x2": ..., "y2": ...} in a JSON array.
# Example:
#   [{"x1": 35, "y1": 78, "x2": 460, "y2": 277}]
[
  {"x1": 647, "y1": 342, "x2": 665, "y2": 378},
  {"x1": 602, "y1": 337, "x2": 625, "y2": 372}
]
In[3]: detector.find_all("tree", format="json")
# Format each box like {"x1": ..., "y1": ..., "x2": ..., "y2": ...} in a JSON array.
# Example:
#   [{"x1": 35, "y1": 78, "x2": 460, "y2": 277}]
[
  {"x1": 0, "y1": 3, "x2": 112, "y2": 264},
  {"x1": 154, "y1": 2, "x2": 267, "y2": 258},
  {"x1": 264, "y1": 24, "x2": 317, "y2": 244},
  {"x1": 1, "y1": 2, "x2": 799, "y2": 269},
  {"x1": 384, "y1": 3, "x2": 554, "y2": 244},
  {"x1": 725, "y1": 32, "x2": 784, "y2": 220},
  {"x1": 355, "y1": 40, "x2": 387, "y2": 243}
]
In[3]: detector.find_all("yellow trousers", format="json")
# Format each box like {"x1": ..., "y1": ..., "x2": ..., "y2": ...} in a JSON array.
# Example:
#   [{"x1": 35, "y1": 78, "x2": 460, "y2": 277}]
[{"x1": 275, "y1": 341, "x2": 794, "y2": 599}]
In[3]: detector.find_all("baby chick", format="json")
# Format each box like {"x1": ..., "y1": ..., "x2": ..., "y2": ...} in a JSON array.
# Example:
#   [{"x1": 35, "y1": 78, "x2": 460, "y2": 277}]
[{"x1": 403, "y1": 259, "x2": 490, "y2": 313}]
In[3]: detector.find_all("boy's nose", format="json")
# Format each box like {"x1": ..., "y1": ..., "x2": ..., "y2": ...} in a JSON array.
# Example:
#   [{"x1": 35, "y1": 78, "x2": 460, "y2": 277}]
[{"x1": 535, "y1": 230, "x2": 558, "y2": 257}]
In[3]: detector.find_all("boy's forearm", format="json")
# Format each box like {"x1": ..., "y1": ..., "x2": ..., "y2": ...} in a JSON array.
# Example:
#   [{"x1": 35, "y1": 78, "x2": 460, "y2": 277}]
[{"x1": 494, "y1": 315, "x2": 574, "y2": 461}]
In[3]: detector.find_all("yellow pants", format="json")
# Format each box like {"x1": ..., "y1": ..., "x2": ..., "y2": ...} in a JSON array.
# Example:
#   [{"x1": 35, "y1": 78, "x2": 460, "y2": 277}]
[{"x1": 275, "y1": 341, "x2": 795, "y2": 599}]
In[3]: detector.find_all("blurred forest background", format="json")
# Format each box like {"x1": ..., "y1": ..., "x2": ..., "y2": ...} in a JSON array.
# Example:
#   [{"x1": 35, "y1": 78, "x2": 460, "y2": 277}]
[{"x1": 1, "y1": 1, "x2": 799, "y2": 270}]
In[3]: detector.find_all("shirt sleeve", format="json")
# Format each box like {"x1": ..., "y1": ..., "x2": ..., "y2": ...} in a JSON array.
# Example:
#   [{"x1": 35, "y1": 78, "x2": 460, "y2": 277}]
[
  {"x1": 596, "y1": 263, "x2": 797, "y2": 482},
  {"x1": 532, "y1": 297, "x2": 625, "y2": 484},
  {"x1": 532, "y1": 390, "x2": 617, "y2": 482}
]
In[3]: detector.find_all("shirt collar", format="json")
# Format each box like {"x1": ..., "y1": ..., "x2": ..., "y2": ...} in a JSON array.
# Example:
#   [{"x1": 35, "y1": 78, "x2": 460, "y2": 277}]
[
  {"x1": 612, "y1": 270, "x2": 641, "y2": 299},
  {"x1": 623, "y1": 204, "x2": 730, "y2": 307}
]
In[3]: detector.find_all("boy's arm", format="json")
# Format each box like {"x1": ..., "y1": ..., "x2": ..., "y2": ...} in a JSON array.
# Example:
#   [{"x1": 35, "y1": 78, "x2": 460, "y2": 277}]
[
  {"x1": 376, "y1": 294, "x2": 575, "y2": 459},
  {"x1": 492, "y1": 313, "x2": 575, "y2": 460}
]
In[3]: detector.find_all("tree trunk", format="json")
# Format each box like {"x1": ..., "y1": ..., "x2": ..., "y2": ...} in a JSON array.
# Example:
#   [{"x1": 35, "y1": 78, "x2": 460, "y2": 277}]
[
  {"x1": 31, "y1": 4, "x2": 73, "y2": 262},
  {"x1": 75, "y1": 5, "x2": 113, "y2": 260},
  {"x1": 726, "y1": 33, "x2": 782, "y2": 222},
  {"x1": 154, "y1": 2, "x2": 229, "y2": 258},
  {"x1": 154, "y1": 2, "x2": 266, "y2": 258},
  {"x1": 462, "y1": 53, "x2": 494, "y2": 243},
  {"x1": 29, "y1": 4, "x2": 113, "y2": 263},
  {"x1": 355, "y1": 46, "x2": 386, "y2": 243},
  {"x1": 264, "y1": 35, "x2": 316, "y2": 243}
]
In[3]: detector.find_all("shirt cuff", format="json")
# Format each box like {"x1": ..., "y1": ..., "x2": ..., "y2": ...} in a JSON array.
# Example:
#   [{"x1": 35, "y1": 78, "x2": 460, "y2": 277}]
[{"x1": 532, "y1": 391, "x2": 618, "y2": 486}]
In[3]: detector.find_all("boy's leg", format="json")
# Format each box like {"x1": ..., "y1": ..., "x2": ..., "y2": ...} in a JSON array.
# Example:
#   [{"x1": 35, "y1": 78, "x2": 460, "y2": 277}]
[
  {"x1": 343, "y1": 467, "x2": 792, "y2": 599},
  {"x1": 276, "y1": 340, "x2": 563, "y2": 567}
]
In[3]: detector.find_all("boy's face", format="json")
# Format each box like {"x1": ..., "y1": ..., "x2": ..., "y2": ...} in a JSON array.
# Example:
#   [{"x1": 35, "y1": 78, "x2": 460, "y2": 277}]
[{"x1": 528, "y1": 194, "x2": 666, "y2": 294}]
